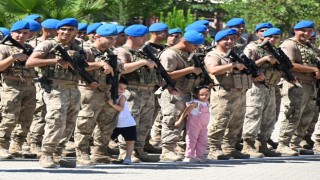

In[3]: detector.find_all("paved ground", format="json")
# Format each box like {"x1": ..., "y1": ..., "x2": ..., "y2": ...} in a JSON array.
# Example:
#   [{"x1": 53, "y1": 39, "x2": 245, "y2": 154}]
[{"x1": 1, "y1": 155, "x2": 320, "y2": 180}]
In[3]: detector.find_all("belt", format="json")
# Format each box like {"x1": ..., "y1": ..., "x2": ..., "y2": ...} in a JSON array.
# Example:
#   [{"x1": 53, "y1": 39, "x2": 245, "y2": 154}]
[
  {"x1": 3, "y1": 77, "x2": 33, "y2": 85},
  {"x1": 127, "y1": 84, "x2": 155, "y2": 91},
  {"x1": 214, "y1": 85, "x2": 245, "y2": 92}
]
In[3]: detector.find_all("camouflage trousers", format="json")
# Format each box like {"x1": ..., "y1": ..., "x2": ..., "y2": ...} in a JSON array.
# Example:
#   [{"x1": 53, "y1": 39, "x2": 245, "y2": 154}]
[
  {"x1": 120, "y1": 87, "x2": 155, "y2": 150},
  {"x1": 0, "y1": 81, "x2": 36, "y2": 148},
  {"x1": 149, "y1": 95, "x2": 162, "y2": 144},
  {"x1": 208, "y1": 87, "x2": 246, "y2": 151},
  {"x1": 306, "y1": 109, "x2": 318, "y2": 136},
  {"x1": 74, "y1": 86, "x2": 119, "y2": 150},
  {"x1": 41, "y1": 86, "x2": 80, "y2": 153},
  {"x1": 28, "y1": 82, "x2": 46, "y2": 145},
  {"x1": 277, "y1": 81, "x2": 316, "y2": 146},
  {"x1": 159, "y1": 90, "x2": 191, "y2": 148},
  {"x1": 242, "y1": 83, "x2": 277, "y2": 141}
]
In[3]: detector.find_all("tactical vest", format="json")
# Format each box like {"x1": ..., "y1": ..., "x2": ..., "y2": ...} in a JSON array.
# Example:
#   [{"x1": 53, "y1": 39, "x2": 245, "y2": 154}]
[
  {"x1": 2, "y1": 44, "x2": 36, "y2": 78},
  {"x1": 209, "y1": 49, "x2": 252, "y2": 90},
  {"x1": 254, "y1": 41, "x2": 282, "y2": 86},
  {"x1": 36, "y1": 39, "x2": 81, "y2": 82},
  {"x1": 120, "y1": 46, "x2": 161, "y2": 85},
  {"x1": 288, "y1": 38, "x2": 318, "y2": 67}
]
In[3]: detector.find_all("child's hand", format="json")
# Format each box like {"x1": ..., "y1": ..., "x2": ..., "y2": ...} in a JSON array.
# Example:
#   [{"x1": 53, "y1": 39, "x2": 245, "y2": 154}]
[
  {"x1": 107, "y1": 99, "x2": 114, "y2": 106},
  {"x1": 174, "y1": 121, "x2": 181, "y2": 127}
]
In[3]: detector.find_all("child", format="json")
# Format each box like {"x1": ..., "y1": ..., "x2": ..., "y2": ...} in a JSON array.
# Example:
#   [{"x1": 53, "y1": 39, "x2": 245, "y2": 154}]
[
  {"x1": 108, "y1": 77, "x2": 137, "y2": 165},
  {"x1": 175, "y1": 85, "x2": 210, "y2": 162}
]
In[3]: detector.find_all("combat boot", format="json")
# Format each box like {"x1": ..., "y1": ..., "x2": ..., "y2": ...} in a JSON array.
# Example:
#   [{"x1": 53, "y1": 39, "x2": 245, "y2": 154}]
[
  {"x1": 300, "y1": 140, "x2": 312, "y2": 150},
  {"x1": 312, "y1": 142, "x2": 320, "y2": 154},
  {"x1": 255, "y1": 139, "x2": 281, "y2": 157},
  {"x1": 275, "y1": 143, "x2": 298, "y2": 156},
  {"x1": 159, "y1": 146, "x2": 183, "y2": 162},
  {"x1": 304, "y1": 134, "x2": 314, "y2": 148},
  {"x1": 8, "y1": 140, "x2": 23, "y2": 157},
  {"x1": 39, "y1": 152, "x2": 56, "y2": 168},
  {"x1": 76, "y1": 148, "x2": 93, "y2": 166},
  {"x1": 63, "y1": 141, "x2": 76, "y2": 157},
  {"x1": 223, "y1": 149, "x2": 250, "y2": 159},
  {"x1": 107, "y1": 140, "x2": 119, "y2": 155},
  {"x1": 207, "y1": 148, "x2": 229, "y2": 160},
  {"x1": 0, "y1": 146, "x2": 13, "y2": 159},
  {"x1": 91, "y1": 146, "x2": 122, "y2": 164},
  {"x1": 53, "y1": 149, "x2": 76, "y2": 168},
  {"x1": 30, "y1": 143, "x2": 42, "y2": 158},
  {"x1": 290, "y1": 144, "x2": 314, "y2": 155},
  {"x1": 174, "y1": 145, "x2": 186, "y2": 160},
  {"x1": 144, "y1": 140, "x2": 162, "y2": 154},
  {"x1": 241, "y1": 140, "x2": 264, "y2": 158},
  {"x1": 134, "y1": 148, "x2": 159, "y2": 162}
]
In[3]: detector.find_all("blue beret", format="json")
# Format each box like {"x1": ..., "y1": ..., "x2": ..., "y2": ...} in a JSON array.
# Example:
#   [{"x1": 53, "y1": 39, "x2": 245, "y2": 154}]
[
  {"x1": 255, "y1": 22, "x2": 273, "y2": 32},
  {"x1": 169, "y1": 28, "x2": 182, "y2": 35},
  {"x1": 0, "y1": 27, "x2": 10, "y2": 37},
  {"x1": 294, "y1": 20, "x2": 314, "y2": 29},
  {"x1": 262, "y1": 28, "x2": 281, "y2": 37},
  {"x1": 78, "y1": 23, "x2": 88, "y2": 31},
  {"x1": 96, "y1": 24, "x2": 118, "y2": 36},
  {"x1": 41, "y1": 19, "x2": 59, "y2": 29},
  {"x1": 10, "y1": 20, "x2": 30, "y2": 32},
  {"x1": 116, "y1": 25, "x2": 126, "y2": 33},
  {"x1": 25, "y1": 19, "x2": 41, "y2": 32},
  {"x1": 87, "y1": 22, "x2": 102, "y2": 34},
  {"x1": 149, "y1": 23, "x2": 168, "y2": 32},
  {"x1": 215, "y1": 29, "x2": 237, "y2": 42},
  {"x1": 226, "y1": 18, "x2": 245, "y2": 27},
  {"x1": 125, "y1": 24, "x2": 149, "y2": 37},
  {"x1": 312, "y1": 32, "x2": 316, "y2": 37},
  {"x1": 56, "y1": 18, "x2": 78, "y2": 29},
  {"x1": 193, "y1": 19, "x2": 209, "y2": 26},
  {"x1": 185, "y1": 23, "x2": 207, "y2": 33},
  {"x1": 24, "y1": 14, "x2": 41, "y2": 20},
  {"x1": 184, "y1": 30, "x2": 205, "y2": 45}
]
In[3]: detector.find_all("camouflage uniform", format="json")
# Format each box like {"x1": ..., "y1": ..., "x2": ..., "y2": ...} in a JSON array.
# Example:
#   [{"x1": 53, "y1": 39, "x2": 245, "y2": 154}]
[
  {"x1": 0, "y1": 44, "x2": 36, "y2": 158},
  {"x1": 159, "y1": 47, "x2": 200, "y2": 161},
  {"x1": 34, "y1": 38, "x2": 81, "y2": 163},
  {"x1": 242, "y1": 41, "x2": 282, "y2": 157},
  {"x1": 277, "y1": 38, "x2": 317, "y2": 156},
  {"x1": 114, "y1": 46, "x2": 160, "y2": 162},
  {"x1": 204, "y1": 48, "x2": 252, "y2": 159}
]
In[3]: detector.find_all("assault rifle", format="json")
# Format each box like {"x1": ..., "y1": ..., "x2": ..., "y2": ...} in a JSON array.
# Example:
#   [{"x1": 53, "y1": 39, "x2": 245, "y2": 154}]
[
  {"x1": 226, "y1": 49, "x2": 261, "y2": 78},
  {"x1": 259, "y1": 41, "x2": 295, "y2": 83},
  {"x1": 141, "y1": 45, "x2": 177, "y2": 93},
  {"x1": 188, "y1": 53, "x2": 215, "y2": 88},
  {"x1": 33, "y1": 76, "x2": 53, "y2": 93},
  {"x1": 50, "y1": 44, "x2": 97, "y2": 84},
  {"x1": 105, "y1": 54, "x2": 119, "y2": 104}
]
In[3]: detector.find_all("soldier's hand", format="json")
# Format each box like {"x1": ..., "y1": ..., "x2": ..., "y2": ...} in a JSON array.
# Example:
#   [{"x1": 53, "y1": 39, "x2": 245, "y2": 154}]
[
  {"x1": 88, "y1": 82, "x2": 98, "y2": 89},
  {"x1": 145, "y1": 60, "x2": 157, "y2": 69},
  {"x1": 57, "y1": 59, "x2": 70, "y2": 69},
  {"x1": 103, "y1": 63, "x2": 114, "y2": 76},
  {"x1": 265, "y1": 55, "x2": 279, "y2": 64},
  {"x1": 192, "y1": 67, "x2": 202, "y2": 75},
  {"x1": 12, "y1": 53, "x2": 28, "y2": 61},
  {"x1": 233, "y1": 63, "x2": 246, "y2": 71}
]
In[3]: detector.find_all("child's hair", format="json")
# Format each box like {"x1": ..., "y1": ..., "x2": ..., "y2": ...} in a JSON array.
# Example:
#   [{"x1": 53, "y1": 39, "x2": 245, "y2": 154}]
[
  {"x1": 119, "y1": 77, "x2": 128, "y2": 85},
  {"x1": 192, "y1": 85, "x2": 210, "y2": 98}
]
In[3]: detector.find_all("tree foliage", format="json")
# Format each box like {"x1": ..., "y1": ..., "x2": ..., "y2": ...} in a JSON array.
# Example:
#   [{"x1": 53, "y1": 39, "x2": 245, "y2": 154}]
[{"x1": 159, "y1": 7, "x2": 196, "y2": 31}]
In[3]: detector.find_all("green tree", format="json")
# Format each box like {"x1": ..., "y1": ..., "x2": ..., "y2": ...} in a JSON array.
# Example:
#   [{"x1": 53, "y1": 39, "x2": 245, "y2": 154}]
[{"x1": 159, "y1": 7, "x2": 197, "y2": 31}]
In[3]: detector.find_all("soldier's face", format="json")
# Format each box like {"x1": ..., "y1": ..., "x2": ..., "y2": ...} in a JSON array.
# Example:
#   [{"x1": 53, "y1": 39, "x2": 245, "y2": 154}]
[
  {"x1": 10, "y1": 29, "x2": 30, "y2": 43},
  {"x1": 295, "y1": 28, "x2": 313, "y2": 42},
  {"x1": 218, "y1": 35, "x2": 235, "y2": 49},
  {"x1": 155, "y1": 30, "x2": 169, "y2": 40},
  {"x1": 77, "y1": 31, "x2": 87, "y2": 40},
  {"x1": 133, "y1": 35, "x2": 147, "y2": 47},
  {"x1": 264, "y1": 35, "x2": 281, "y2": 45},
  {"x1": 58, "y1": 26, "x2": 76, "y2": 42},
  {"x1": 256, "y1": 28, "x2": 268, "y2": 40},
  {"x1": 185, "y1": 41, "x2": 200, "y2": 52},
  {"x1": 167, "y1": 33, "x2": 181, "y2": 46},
  {"x1": 115, "y1": 33, "x2": 127, "y2": 46},
  {"x1": 99, "y1": 35, "x2": 117, "y2": 48},
  {"x1": 231, "y1": 24, "x2": 245, "y2": 35}
]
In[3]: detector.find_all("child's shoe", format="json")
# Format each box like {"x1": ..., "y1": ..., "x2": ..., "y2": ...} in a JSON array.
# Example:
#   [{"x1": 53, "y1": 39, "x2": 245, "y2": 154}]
[{"x1": 123, "y1": 157, "x2": 131, "y2": 165}]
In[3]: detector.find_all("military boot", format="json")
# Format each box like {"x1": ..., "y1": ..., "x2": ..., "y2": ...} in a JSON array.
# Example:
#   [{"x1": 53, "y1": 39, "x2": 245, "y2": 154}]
[
  {"x1": 241, "y1": 140, "x2": 264, "y2": 158},
  {"x1": 144, "y1": 140, "x2": 162, "y2": 154},
  {"x1": 267, "y1": 138, "x2": 278, "y2": 150},
  {"x1": 223, "y1": 149, "x2": 250, "y2": 159},
  {"x1": 30, "y1": 143, "x2": 42, "y2": 158},
  {"x1": 0, "y1": 146, "x2": 13, "y2": 159},
  {"x1": 107, "y1": 140, "x2": 119, "y2": 155},
  {"x1": 300, "y1": 140, "x2": 313, "y2": 150},
  {"x1": 174, "y1": 145, "x2": 186, "y2": 160},
  {"x1": 304, "y1": 134, "x2": 314, "y2": 148},
  {"x1": 275, "y1": 143, "x2": 298, "y2": 156},
  {"x1": 117, "y1": 146, "x2": 126, "y2": 160},
  {"x1": 133, "y1": 148, "x2": 159, "y2": 162},
  {"x1": 290, "y1": 144, "x2": 314, "y2": 155},
  {"x1": 8, "y1": 140, "x2": 23, "y2": 157},
  {"x1": 312, "y1": 142, "x2": 320, "y2": 154},
  {"x1": 76, "y1": 148, "x2": 93, "y2": 166},
  {"x1": 63, "y1": 141, "x2": 76, "y2": 157},
  {"x1": 53, "y1": 149, "x2": 76, "y2": 168},
  {"x1": 207, "y1": 148, "x2": 229, "y2": 160},
  {"x1": 159, "y1": 146, "x2": 183, "y2": 162},
  {"x1": 39, "y1": 152, "x2": 56, "y2": 168},
  {"x1": 91, "y1": 146, "x2": 122, "y2": 164},
  {"x1": 255, "y1": 139, "x2": 281, "y2": 157}
]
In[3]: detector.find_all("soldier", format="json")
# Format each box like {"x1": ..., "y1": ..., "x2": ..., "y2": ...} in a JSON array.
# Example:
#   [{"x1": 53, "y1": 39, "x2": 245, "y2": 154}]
[
  {"x1": 276, "y1": 20, "x2": 318, "y2": 156},
  {"x1": 0, "y1": 27, "x2": 10, "y2": 40},
  {"x1": 24, "y1": 19, "x2": 41, "y2": 41},
  {"x1": 114, "y1": 25, "x2": 127, "y2": 48},
  {"x1": 226, "y1": 18, "x2": 247, "y2": 54},
  {"x1": 27, "y1": 19, "x2": 60, "y2": 157},
  {"x1": 86, "y1": 22, "x2": 102, "y2": 46},
  {"x1": 24, "y1": 14, "x2": 42, "y2": 24},
  {"x1": 114, "y1": 24, "x2": 158, "y2": 163},
  {"x1": 147, "y1": 22, "x2": 168, "y2": 51},
  {"x1": 242, "y1": 26, "x2": 283, "y2": 158},
  {"x1": 26, "y1": 18, "x2": 96, "y2": 168},
  {"x1": 166, "y1": 28, "x2": 182, "y2": 47},
  {"x1": 77, "y1": 23, "x2": 88, "y2": 41},
  {"x1": 0, "y1": 20, "x2": 36, "y2": 159},
  {"x1": 204, "y1": 29, "x2": 264, "y2": 160},
  {"x1": 73, "y1": 24, "x2": 116, "y2": 166},
  {"x1": 158, "y1": 30, "x2": 204, "y2": 162},
  {"x1": 192, "y1": 20, "x2": 211, "y2": 47}
]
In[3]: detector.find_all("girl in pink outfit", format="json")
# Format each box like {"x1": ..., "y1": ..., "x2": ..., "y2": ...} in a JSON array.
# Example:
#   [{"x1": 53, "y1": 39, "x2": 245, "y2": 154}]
[{"x1": 175, "y1": 86, "x2": 210, "y2": 162}]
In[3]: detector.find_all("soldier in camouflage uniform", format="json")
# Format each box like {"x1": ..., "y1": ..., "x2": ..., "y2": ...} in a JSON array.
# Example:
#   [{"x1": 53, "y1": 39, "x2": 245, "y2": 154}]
[
  {"x1": 166, "y1": 28, "x2": 182, "y2": 47},
  {"x1": 86, "y1": 23, "x2": 102, "y2": 47},
  {"x1": 114, "y1": 26, "x2": 127, "y2": 48},
  {"x1": 158, "y1": 30, "x2": 204, "y2": 162},
  {"x1": 0, "y1": 20, "x2": 36, "y2": 159},
  {"x1": 26, "y1": 18, "x2": 96, "y2": 168},
  {"x1": 242, "y1": 26, "x2": 283, "y2": 158},
  {"x1": 277, "y1": 20, "x2": 319, "y2": 156},
  {"x1": 76, "y1": 23, "x2": 88, "y2": 41},
  {"x1": 204, "y1": 29, "x2": 265, "y2": 160},
  {"x1": 114, "y1": 24, "x2": 158, "y2": 162},
  {"x1": 226, "y1": 18, "x2": 247, "y2": 55}
]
